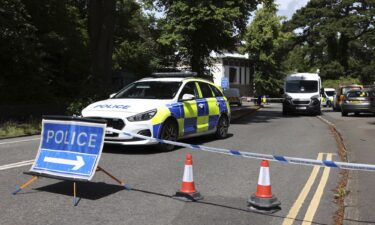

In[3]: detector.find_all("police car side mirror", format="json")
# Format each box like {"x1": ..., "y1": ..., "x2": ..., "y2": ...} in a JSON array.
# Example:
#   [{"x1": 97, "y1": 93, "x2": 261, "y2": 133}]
[
  {"x1": 109, "y1": 93, "x2": 116, "y2": 98},
  {"x1": 181, "y1": 94, "x2": 195, "y2": 101}
]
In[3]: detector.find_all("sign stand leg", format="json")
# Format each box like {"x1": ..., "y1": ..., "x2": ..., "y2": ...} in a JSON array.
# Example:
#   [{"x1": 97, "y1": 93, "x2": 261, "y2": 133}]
[
  {"x1": 73, "y1": 182, "x2": 79, "y2": 207},
  {"x1": 13, "y1": 176, "x2": 38, "y2": 195},
  {"x1": 97, "y1": 166, "x2": 131, "y2": 190}
]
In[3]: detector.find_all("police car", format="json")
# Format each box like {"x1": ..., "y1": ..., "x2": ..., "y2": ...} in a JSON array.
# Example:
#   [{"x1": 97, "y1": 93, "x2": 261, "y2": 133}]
[{"x1": 81, "y1": 72, "x2": 231, "y2": 151}]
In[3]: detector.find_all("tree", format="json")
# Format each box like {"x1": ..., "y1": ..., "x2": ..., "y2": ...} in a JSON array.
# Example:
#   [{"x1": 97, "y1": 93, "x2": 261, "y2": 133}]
[
  {"x1": 284, "y1": 0, "x2": 375, "y2": 83},
  {"x1": 147, "y1": 0, "x2": 260, "y2": 76},
  {"x1": 112, "y1": 0, "x2": 160, "y2": 77},
  {"x1": 243, "y1": 2, "x2": 292, "y2": 96},
  {"x1": 22, "y1": 0, "x2": 91, "y2": 103},
  {"x1": 0, "y1": 0, "x2": 50, "y2": 104},
  {"x1": 88, "y1": 0, "x2": 115, "y2": 97}
]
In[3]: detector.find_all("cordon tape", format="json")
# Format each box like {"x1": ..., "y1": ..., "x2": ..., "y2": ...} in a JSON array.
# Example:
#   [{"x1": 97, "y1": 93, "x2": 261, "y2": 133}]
[{"x1": 106, "y1": 128, "x2": 375, "y2": 172}]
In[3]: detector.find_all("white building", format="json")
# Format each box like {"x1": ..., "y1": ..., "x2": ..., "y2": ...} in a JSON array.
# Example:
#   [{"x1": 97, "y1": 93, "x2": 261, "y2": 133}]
[{"x1": 210, "y1": 51, "x2": 253, "y2": 96}]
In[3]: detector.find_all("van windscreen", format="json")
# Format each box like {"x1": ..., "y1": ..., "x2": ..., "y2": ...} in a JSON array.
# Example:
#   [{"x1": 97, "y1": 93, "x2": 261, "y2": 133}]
[{"x1": 285, "y1": 80, "x2": 318, "y2": 93}]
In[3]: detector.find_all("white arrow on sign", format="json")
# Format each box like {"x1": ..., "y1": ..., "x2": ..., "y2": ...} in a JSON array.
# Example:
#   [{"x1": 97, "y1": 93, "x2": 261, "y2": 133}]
[{"x1": 44, "y1": 156, "x2": 85, "y2": 170}]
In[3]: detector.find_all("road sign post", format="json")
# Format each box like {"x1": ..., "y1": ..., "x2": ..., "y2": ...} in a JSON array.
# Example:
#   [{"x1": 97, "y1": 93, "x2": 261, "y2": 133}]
[{"x1": 13, "y1": 116, "x2": 129, "y2": 206}]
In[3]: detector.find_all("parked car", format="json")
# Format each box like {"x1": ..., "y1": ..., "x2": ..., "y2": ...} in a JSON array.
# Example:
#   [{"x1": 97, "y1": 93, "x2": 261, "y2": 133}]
[
  {"x1": 332, "y1": 84, "x2": 363, "y2": 111},
  {"x1": 223, "y1": 88, "x2": 242, "y2": 106},
  {"x1": 341, "y1": 89, "x2": 374, "y2": 116},
  {"x1": 321, "y1": 88, "x2": 336, "y2": 107},
  {"x1": 81, "y1": 72, "x2": 231, "y2": 151}
]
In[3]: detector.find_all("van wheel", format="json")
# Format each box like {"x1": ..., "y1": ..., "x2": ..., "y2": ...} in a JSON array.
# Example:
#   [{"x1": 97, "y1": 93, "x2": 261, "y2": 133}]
[
  {"x1": 341, "y1": 111, "x2": 348, "y2": 117},
  {"x1": 157, "y1": 119, "x2": 178, "y2": 151},
  {"x1": 215, "y1": 115, "x2": 229, "y2": 139}
]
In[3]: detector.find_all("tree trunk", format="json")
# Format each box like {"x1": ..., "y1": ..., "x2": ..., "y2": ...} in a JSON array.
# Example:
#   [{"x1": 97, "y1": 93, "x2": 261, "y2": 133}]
[
  {"x1": 190, "y1": 53, "x2": 206, "y2": 77},
  {"x1": 88, "y1": 0, "x2": 115, "y2": 97}
]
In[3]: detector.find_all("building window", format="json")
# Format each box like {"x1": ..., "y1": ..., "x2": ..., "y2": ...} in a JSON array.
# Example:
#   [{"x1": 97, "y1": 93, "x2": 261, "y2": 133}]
[{"x1": 229, "y1": 67, "x2": 237, "y2": 83}]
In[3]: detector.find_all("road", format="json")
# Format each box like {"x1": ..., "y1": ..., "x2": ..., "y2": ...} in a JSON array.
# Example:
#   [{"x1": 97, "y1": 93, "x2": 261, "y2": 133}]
[
  {"x1": 0, "y1": 104, "x2": 342, "y2": 225},
  {"x1": 320, "y1": 108, "x2": 375, "y2": 225}
]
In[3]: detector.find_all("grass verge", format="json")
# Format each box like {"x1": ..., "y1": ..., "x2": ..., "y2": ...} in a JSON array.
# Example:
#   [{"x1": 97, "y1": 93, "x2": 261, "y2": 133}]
[
  {"x1": 0, "y1": 119, "x2": 41, "y2": 139},
  {"x1": 329, "y1": 125, "x2": 349, "y2": 225}
]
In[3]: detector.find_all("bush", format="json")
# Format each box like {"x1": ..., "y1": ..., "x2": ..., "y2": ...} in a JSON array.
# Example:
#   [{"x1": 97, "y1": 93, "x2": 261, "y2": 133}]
[
  {"x1": 66, "y1": 97, "x2": 98, "y2": 116},
  {"x1": 0, "y1": 119, "x2": 41, "y2": 138}
]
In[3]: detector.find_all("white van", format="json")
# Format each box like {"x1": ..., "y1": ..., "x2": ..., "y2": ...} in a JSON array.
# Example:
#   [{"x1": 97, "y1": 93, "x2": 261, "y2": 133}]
[{"x1": 282, "y1": 73, "x2": 322, "y2": 115}]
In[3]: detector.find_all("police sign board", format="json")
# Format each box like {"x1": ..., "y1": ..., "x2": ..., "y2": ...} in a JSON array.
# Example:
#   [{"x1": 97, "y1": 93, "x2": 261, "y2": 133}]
[
  {"x1": 30, "y1": 117, "x2": 106, "y2": 181},
  {"x1": 221, "y1": 78, "x2": 229, "y2": 89}
]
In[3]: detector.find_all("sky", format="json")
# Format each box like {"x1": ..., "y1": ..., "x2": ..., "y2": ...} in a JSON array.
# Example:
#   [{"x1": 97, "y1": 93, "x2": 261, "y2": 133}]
[
  {"x1": 147, "y1": 0, "x2": 310, "y2": 21},
  {"x1": 275, "y1": 0, "x2": 310, "y2": 19}
]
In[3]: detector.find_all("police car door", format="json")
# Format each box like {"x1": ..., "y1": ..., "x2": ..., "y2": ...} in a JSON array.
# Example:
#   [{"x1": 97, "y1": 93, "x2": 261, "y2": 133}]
[
  {"x1": 196, "y1": 82, "x2": 220, "y2": 132},
  {"x1": 178, "y1": 81, "x2": 200, "y2": 136}
]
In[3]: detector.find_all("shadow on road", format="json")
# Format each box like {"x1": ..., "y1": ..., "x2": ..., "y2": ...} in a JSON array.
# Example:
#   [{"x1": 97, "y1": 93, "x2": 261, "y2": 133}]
[
  {"x1": 35, "y1": 180, "x2": 124, "y2": 200},
  {"x1": 102, "y1": 134, "x2": 234, "y2": 155},
  {"x1": 231, "y1": 105, "x2": 284, "y2": 124},
  {"x1": 103, "y1": 144, "x2": 171, "y2": 155},
  {"x1": 129, "y1": 187, "x2": 329, "y2": 225}
]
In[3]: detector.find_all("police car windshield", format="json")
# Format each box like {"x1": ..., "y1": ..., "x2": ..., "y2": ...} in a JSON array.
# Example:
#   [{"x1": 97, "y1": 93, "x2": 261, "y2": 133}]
[
  {"x1": 114, "y1": 81, "x2": 182, "y2": 99},
  {"x1": 325, "y1": 91, "x2": 335, "y2": 96}
]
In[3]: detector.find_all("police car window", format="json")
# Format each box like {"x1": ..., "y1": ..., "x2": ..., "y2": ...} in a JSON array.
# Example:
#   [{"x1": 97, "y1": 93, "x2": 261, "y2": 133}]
[
  {"x1": 199, "y1": 82, "x2": 214, "y2": 98},
  {"x1": 210, "y1": 84, "x2": 223, "y2": 97},
  {"x1": 179, "y1": 82, "x2": 198, "y2": 99},
  {"x1": 114, "y1": 81, "x2": 182, "y2": 99}
]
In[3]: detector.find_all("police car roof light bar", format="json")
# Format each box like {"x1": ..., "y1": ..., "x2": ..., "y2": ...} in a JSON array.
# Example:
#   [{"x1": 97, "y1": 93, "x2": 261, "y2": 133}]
[{"x1": 151, "y1": 71, "x2": 198, "y2": 77}]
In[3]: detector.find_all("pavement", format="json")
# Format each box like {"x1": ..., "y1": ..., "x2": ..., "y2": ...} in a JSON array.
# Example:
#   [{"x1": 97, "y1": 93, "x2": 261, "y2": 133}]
[
  {"x1": 230, "y1": 102, "x2": 261, "y2": 122},
  {"x1": 321, "y1": 109, "x2": 375, "y2": 224}
]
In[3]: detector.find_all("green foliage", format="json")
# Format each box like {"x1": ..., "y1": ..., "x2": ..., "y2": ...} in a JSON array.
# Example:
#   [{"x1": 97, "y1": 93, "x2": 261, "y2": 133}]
[
  {"x1": 361, "y1": 60, "x2": 375, "y2": 85},
  {"x1": 323, "y1": 77, "x2": 360, "y2": 89},
  {"x1": 66, "y1": 97, "x2": 98, "y2": 116},
  {"x1": 0, "y1": 0, "x2": 165, "y2": 113},
  {"x1": 243, "y1": 3, "x2": 292, "y2": 96},
  {"x1": 284, "y1": 0, "x2": 375, "y2": 83},
  {"x1": 0, "y1": 0, "x2": 50, "y2": 104},
  {"x1": 148, "y1": 0, "x2": 260, "y2": 75},
  {"x1": 320, "y1": 61, "x2": 345, "y2": 80},
  {"x1": 0, "y1": 119, "x2": 41, "y2": 138},
  {"x1": 112, "y1": 0, "x2": 160, "y2": 76}
]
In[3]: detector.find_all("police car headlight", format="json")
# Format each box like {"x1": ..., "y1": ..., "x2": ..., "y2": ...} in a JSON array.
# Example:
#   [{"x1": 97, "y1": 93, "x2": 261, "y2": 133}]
[{"x1": 127, "y1": 109, "x2": 157, "y2": 122}]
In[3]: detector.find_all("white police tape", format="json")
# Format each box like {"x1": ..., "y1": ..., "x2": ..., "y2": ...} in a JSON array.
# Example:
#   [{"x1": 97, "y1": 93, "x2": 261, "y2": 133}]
[{"x1": 106, "y1": 128, "x2": 375, "y2": 172}]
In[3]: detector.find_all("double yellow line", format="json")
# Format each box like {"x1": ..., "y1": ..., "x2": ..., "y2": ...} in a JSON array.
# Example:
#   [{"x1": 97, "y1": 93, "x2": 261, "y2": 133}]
[{"x1": 282, "y1": 153, "x2": 333, "y2": 225}]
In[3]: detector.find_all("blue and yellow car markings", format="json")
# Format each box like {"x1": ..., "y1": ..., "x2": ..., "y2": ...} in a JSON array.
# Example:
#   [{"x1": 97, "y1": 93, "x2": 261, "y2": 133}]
[{"x1": 150, "y1": 80, "x2": 230, "y2": 139}]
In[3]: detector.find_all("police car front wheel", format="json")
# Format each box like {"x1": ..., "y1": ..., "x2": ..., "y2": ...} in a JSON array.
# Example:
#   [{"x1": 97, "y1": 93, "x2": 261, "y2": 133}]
[
  {"x1": 216, "y1": 116, "x2": 229, "y2": 139},
  {"x1": 158, "y1": 119, "x2": 178, "y2": 151}
]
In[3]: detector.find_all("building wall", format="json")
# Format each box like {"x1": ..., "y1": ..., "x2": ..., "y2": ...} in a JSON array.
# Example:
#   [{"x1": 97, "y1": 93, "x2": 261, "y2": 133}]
[
  {"x1": 211, "y1": 62, "x2": 224, "y2": 87},
  {"x1": 211, "y1": 58, "x2": 253, "y2": 96}
]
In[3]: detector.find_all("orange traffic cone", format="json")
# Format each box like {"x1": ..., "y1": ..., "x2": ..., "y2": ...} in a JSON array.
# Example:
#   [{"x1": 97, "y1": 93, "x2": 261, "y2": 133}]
[
  {"x1": 248, "y1": 160, "x2": 281, "y2": 214},
  {"x1": 173, "y1": 154, "x2": 203, "y2": 201}
]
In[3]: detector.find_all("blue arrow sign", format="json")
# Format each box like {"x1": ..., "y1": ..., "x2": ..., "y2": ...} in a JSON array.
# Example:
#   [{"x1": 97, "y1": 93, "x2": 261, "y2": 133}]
[{"x1": 30, "y1": 118, "x2": 106, "y2": 180}]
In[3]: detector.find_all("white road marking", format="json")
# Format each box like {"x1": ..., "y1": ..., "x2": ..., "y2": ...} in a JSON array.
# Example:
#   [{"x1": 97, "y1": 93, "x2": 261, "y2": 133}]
[
  {"x1": 0, "y1": 137, "x2": 40, "y2": 146},
  {"x1": 0, "y1": 160, "x2": 34, "y2": 171}
]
